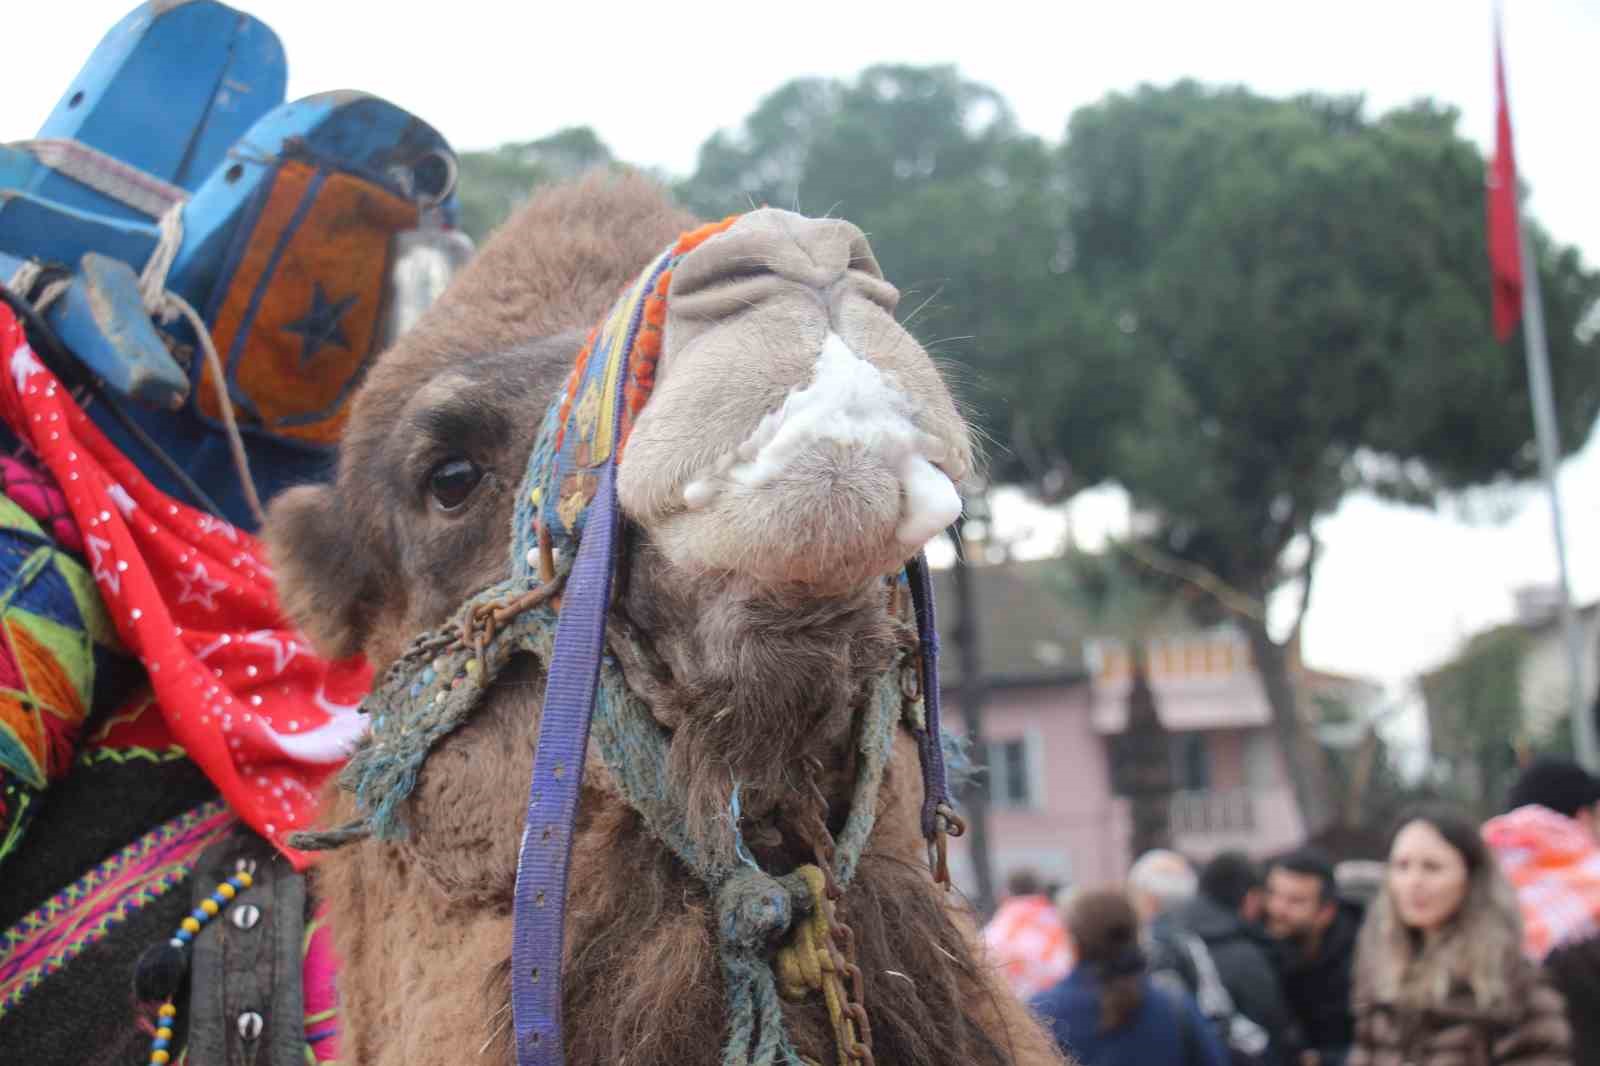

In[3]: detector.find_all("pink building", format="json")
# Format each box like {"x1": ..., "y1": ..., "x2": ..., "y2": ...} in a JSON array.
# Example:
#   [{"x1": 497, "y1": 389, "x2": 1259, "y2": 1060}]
[
  {"x1": 1088, "y1": 629, "x2": 1307, "y2": 862},
  {"x1": 934, "y1": 560, "x2": 1311, "y2": 897}
]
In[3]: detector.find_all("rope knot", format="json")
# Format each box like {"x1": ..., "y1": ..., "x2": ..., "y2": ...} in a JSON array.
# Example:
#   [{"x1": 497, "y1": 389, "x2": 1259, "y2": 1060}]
[{"x1": 717, "y1": 867, "x2": 801, "y2": 951}]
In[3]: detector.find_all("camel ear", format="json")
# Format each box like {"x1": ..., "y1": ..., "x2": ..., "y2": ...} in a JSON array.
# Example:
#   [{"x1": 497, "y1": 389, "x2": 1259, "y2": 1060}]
[{"x1": 264, "y1": 484, "x2": 384, "y2": 660}]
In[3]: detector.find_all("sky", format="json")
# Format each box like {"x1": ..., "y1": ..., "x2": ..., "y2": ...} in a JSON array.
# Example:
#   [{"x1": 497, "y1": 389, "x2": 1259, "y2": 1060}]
[{"x1": 10, "y1": 0, "x2": 1600, "y2": 741}]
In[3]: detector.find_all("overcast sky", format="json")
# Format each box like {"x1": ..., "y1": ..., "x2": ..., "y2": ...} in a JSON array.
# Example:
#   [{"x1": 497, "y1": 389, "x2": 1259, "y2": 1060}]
[{"x1": 11, "y1": 1, "x2": 1600, "y2": 714}]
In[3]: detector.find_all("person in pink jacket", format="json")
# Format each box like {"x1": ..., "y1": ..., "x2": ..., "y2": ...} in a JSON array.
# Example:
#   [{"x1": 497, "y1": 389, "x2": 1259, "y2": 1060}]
[
  {"x1": 1483, "y1": 756, "x2": 1600, "y2": 1061},
  {"x1": 982, "y1": 869, "x2": 1074, "y2": 999}
]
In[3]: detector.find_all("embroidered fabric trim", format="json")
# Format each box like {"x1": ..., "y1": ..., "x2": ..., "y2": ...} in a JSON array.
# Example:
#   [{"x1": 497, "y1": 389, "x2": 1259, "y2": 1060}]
[
  {"x1": 75, "y1": 743, "x2": 188, "y2": 767},
  {"x1": 0, "y1": 799, "x2": 233, "y2": 1017}
]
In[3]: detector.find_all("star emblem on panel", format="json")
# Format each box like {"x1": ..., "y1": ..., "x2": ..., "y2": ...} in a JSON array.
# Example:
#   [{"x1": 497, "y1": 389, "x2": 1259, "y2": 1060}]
[{"x1": 283, "y1": 282, "x2": 358, "y2": 366}]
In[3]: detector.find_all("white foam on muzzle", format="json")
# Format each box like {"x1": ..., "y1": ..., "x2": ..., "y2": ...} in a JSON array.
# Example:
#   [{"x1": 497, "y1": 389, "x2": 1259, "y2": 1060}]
[
  {"x1": 896, "y1": 451, "x2": 962, "y2": 545},
  {"x1": 694, "y1": 332, "x2": 961, "y2": 547}
]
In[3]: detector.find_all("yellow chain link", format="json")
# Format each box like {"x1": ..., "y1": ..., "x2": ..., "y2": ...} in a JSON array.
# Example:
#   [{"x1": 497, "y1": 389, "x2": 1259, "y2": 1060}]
[{"x1": 774, "y1": 864, "x2": 862, "y2": 1066}]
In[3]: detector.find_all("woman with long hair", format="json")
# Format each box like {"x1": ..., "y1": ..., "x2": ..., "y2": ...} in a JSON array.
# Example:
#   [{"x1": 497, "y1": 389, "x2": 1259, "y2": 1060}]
[
  {"x1": 1349, "y1": 804, "x2": 1571, "y2": 1065},
  {"x1": 1031, "y1": 888, "x2": 1227, "y2": 1066}
]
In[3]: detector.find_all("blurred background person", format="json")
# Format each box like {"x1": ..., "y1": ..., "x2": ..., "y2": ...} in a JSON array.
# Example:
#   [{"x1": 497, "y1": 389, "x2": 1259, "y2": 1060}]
[
  {"x1": 1150, "y1": 850, "x2": 1297, "y2": 1066},
  {"x1": 1348, "y1": 805, "x2": 1569, "y2": 1066},
  {"x1": 981, "y1": 868, "x2": 1074, "y2": 1000},
  {"x1": 1484, "y1": 756, "x2": 1600, "y2": 1062},
  {"x1": 1129, "y1": 848, "x2": 1199, "y2": 925},
  {"x1": 1266, "y1": 848, "x2": 1362, "y2": 1066},
  {"x1": 1032, "y1": 888, "x2": 1227, "y2": 1066}
]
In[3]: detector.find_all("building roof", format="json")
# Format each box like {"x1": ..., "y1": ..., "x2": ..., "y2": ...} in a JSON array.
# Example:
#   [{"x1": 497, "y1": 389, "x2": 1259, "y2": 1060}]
[
  {"x1": 1091, "y1": 675, "x2": 1274, "y2": 733},
  {"x1": 926, "y1": 555, "x2": 1382, "y2": 721},
  {"x1": 929, "y1": 557, "x2": 1088, "y2": 689}
]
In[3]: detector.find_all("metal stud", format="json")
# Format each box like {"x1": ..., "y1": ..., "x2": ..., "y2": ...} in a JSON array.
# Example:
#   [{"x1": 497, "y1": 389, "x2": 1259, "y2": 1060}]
[
  {"x1": 231, "y1": 904, "x2": 261, "y2": 930},
  {"x1": 236, "y1": 1011, "x2": 264, "y2": 1041}
]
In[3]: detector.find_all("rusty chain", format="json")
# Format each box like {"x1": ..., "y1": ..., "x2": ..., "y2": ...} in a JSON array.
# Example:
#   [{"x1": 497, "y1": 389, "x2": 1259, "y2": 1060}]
[{"x1": 798, "y1": 756, "x2": 875, "y2": 1066}]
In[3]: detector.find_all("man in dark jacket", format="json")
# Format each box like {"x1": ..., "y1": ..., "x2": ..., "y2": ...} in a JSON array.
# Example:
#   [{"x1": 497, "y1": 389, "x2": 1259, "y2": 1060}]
[
  {"x1": 1152, "y1": 851, "x2": 1297, "y2": 1066},
  {"x1": 1265, "y1": 848, "x2": 1361, "y2": 1066}
]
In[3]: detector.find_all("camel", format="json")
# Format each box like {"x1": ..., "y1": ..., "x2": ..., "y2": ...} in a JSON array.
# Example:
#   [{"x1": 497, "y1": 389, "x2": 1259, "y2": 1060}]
[{"x1": 265, "y1": 170, "x2": 1071, "y2": 1066}]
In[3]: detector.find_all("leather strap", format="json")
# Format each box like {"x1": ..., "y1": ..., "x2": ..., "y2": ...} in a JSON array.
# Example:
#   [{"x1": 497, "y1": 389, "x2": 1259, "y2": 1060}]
[{"x1": 186, "y1": 827, "x2": 305, "y2": 1066}]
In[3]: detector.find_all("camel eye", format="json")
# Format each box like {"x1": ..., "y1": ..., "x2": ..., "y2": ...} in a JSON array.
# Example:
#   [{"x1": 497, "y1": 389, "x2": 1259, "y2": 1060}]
[{"x1": 427, "y1": 458, "x2": 482, "y2": 511}]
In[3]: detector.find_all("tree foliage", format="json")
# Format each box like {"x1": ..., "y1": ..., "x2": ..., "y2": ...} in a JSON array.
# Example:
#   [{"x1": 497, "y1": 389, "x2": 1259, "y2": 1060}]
[
  {"x1": 455, "y1": 126, "x2": 615, "y2": 241},
  {"x1": 1420, "y1": 626, "x2": 1533, "y2": 818},
  {"x1": 1058, "y1": 83, "x2": 1600, "y2": 827},
  {"x1": 1062, "y1": 83, "x2": 1600, "y2": 591},
  {"x1": 677, "y1": 66, "x2": 1133, "y2": 493}
]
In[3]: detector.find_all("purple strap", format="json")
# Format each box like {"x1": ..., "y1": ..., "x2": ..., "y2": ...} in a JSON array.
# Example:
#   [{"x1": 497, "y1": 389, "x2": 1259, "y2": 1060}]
[
  {"x1": 905, "y1": 552, "x2": 950, "y2": 840},
  {"x1": 509, "y1": 458, "x2": 622, "y2": 1066}
]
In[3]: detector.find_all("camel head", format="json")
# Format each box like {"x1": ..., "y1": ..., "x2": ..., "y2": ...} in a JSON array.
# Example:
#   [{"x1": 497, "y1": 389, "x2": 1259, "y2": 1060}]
[
  {"x1": 259, "y1": 172, "x2": 1078, "y2": 1066},
  {"x1": 265, "y1": 173, "x2": 971, "y2": 845}
]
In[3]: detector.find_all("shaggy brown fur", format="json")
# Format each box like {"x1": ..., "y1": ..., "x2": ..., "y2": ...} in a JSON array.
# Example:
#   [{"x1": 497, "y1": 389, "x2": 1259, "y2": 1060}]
[{"x1": 267, "y1": 171, "x2": 1069, "y2": 1066}]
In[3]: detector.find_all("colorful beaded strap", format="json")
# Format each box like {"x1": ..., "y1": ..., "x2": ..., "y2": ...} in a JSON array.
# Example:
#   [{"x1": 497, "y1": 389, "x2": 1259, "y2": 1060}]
[{"x1": 140, "y1": 868, "x2": 255, "y2": 1065}]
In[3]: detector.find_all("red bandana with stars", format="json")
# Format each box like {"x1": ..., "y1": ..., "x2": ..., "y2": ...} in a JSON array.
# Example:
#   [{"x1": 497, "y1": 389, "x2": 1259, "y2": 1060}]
[{"x1": 0, "y1": 307, "x2": 372, "y2": 868}]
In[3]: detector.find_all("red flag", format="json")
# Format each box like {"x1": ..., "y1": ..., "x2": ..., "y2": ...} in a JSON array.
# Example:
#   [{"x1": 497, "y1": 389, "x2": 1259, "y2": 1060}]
[{"x1": 1487, "y1": 16, "x2": 1523, "y2": 342}]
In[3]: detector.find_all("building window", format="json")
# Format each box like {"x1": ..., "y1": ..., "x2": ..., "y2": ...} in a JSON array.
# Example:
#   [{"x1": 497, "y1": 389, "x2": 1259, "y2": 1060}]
[
  {"x1": 984, "y1": 736, "x2": 1039, "y2": 809},
  {"x1": 1169, "y1": 732, "x2": 1211, "y2": 791}
]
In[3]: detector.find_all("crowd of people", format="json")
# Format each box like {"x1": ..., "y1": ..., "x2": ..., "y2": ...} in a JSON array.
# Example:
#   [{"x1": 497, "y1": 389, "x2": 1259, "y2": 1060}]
[{"x1": 981, "y1": 756, "x2": 1600, "y2": 1066}]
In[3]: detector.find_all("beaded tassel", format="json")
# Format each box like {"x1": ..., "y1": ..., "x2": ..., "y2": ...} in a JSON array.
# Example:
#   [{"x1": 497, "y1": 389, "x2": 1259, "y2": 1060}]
[{"x1": 146, "y1": 870, "x2": 253, "y2": 1065}]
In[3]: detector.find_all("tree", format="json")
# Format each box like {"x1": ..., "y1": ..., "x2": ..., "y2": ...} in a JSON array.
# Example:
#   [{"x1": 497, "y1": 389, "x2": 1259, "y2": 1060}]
[
  {"x1": 1057, "y1": 83, "x2": 1600, "y2": 831},
  {"x1": 455, "y1": 127, "x2": 616, "y2": 241},
  {"x1": 1420, "y1": 626, "x2": 1535, "y2": 818},
  {"x1": 678, "y1": 66, "x2": 1132, "y2": 490},
  {"x1": 1052, "y1": 547, "x2": 1179, "y2": 862}
]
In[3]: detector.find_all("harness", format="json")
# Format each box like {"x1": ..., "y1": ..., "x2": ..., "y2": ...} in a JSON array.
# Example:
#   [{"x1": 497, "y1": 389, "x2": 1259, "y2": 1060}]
[{"x1": 290, "y1": 217, "x2": 963, "y2": 1066}]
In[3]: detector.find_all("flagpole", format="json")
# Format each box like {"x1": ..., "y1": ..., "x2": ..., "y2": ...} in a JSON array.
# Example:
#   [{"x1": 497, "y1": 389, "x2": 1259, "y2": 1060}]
[
  {"x1": 1516, "y1": 216, "x2": 1596, "y2": 768},
  {"x1": 1493, "y1": 7, "x2": 1595, "y2": 768}
]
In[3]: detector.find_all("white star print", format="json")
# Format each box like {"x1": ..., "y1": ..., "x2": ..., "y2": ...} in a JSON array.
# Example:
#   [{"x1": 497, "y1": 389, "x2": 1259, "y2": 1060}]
[
  {"x1": 195, "y1": 514, "x2": 238, "y2": 543},
  {"x1": 193, "y1": 634, "x2": 231, "y2": 661},
  {"x1": 10, "y1": 346, "x2": 44, "y2": 392},
  {"x1": 86, "y1": 534, "x2": 119, "y2": 595},
  {"x1": 175, "y1": 562, "x2": 227, "y2": 611},
  {"x1": 241, "y1": 630, "x2": 305, "y2": 676},
  {"x1": 107, "y1": 483, "x2": 137, "y2": 518}
]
